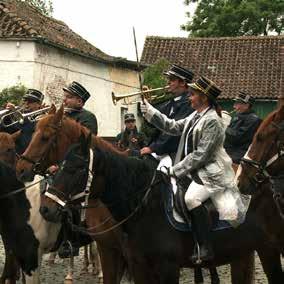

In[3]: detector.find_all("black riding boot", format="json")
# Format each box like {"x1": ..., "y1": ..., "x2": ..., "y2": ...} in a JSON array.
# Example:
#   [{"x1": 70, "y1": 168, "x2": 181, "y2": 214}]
[
  {"x1": 191, "y1": 205, "x2": 214, "y2": 263},
  {"x1": 58, "y1": 209, "x2": 93, "y2": 258}
]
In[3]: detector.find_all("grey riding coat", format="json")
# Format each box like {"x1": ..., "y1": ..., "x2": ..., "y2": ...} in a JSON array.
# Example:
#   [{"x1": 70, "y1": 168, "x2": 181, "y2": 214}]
[{"x1": 144, "y1": 105, "x2": 249, "y2": 223}]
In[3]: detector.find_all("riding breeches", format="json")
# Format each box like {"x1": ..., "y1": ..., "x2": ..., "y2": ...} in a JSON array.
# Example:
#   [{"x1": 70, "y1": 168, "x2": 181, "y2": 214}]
[{"x1": 185, "y1": 181, "x2": 211, "y2": 210}]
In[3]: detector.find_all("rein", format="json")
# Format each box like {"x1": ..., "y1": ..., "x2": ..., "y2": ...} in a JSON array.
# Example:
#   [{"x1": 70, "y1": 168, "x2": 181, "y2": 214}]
[
  {"x1": 0, "y1": 178, "x2": 43, "y2": 199},
  {"x1": 241, "y1": 120, "x2": 284, "y2": 186},
  {"x1": 19, "y1": 123, "x2": 61, "y2": 175},
  {"x1": 67, "y1": 170, "x2": 159, "y2": 237},
  {"x1": 45, "y1": 147, "x2": 160, "y2": 236},
  {"x1": 44, "y1": 148, "x2": 94, "y2": 207},
  {"x1": 241, "y1": 119, "x2": 284, "y2": 218}
]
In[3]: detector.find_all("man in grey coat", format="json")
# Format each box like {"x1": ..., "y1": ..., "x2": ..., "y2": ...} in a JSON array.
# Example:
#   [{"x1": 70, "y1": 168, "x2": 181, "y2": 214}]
[{"x1": 141, "y1": 77, "x2": 248, "y2": 262}]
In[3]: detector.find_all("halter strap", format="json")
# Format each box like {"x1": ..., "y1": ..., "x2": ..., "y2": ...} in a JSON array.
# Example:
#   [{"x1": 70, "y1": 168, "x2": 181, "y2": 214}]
[{"x1": 44, "y1": 148, "x2": 94, "y2": 207}]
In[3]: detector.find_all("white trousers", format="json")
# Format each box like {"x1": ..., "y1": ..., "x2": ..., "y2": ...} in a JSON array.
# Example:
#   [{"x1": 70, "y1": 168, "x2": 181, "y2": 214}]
[{"x1": 185, "y1": 181, "x2": 211, "y2": 210}]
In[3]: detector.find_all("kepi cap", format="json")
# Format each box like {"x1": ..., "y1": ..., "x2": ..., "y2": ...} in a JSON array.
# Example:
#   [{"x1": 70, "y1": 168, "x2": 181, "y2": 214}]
[
  {"x1": 124, "y1": 113, "x2": 135, "y2": 122},
  {"x1": 164, "y1": 64, "x2": 194, "y2": 83},
  {"x1": 63, "y1": 81, "x2": 91, "y2": 102},
  {"x1": 23, "y1": 89, "x2": 44, "y2": 103}
]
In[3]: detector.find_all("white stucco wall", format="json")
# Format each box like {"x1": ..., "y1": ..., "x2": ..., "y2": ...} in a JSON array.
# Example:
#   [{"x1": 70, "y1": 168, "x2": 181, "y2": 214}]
[
  {"x1": 0, "y1": 40, "x2": 140, "y2": 137},
  {"x1": 0, "y1": 40, "x2": 35, "y2": 89}
]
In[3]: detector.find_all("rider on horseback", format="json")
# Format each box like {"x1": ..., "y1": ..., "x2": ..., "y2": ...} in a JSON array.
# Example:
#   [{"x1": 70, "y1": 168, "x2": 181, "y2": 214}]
[{"x1": 141, "y1": 76, "x2": 249, "y2": 262}]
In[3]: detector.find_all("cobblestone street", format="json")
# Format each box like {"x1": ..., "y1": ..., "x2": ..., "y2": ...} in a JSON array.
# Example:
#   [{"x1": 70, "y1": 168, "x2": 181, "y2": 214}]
[{"x1": 0, "y1": 240, "x2": 282, "y2": 283}]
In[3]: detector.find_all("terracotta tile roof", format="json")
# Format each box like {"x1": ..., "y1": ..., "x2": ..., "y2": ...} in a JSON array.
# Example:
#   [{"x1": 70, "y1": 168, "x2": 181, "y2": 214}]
[
  {"x1": 0, "y1": 0, "x2": 139, "y2": 69},
  {"x1": 141, "y1": 36, "x2": 284, "y2": 100}
]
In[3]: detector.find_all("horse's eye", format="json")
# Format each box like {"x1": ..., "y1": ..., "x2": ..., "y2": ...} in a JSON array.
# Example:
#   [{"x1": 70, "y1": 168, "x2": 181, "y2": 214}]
[
  {"x1": 256, "y1": 133, "x2": 264, "y2": 142},
  {"x1": 41, "y1": 136, "x2": 49, "y2": 142}
]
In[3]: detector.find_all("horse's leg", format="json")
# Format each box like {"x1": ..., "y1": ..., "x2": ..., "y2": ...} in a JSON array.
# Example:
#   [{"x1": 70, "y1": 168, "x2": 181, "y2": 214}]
[
  {"x1": 154, "y1": 259, "x2": 180, "y2": 284},
  {"x1": 24, "y1": 250, "x2": 43, "y2": 284},
  {"x1": 89, "y1": 242, "x2": 102, "y2": 276},
  {"x1": 194, "y1": 267, "x2": 204, "y2": 283},
  {"x1": 0, "y1": 239, "x2": 20, "y2": 284},
  {"x1": 231, "y1": 252, "x2": 255, "y2": 284},
  {"x1": 64, "y1": 255, "x2": 74, "y2": 284},
  {"x1": 97, "y1": 243, "x2": 125, "y2": 284},
  {"x1": 47, "y1": 252, "x2": 57, "y2": 266},
  {"x1": 257, "y1": 246, "x2": 284, "y2": 284},
  {"x1": 209, "y1": 267, "x2": 220, "y2": 284},
  {"x1": 81, "y1": 245, "x2": 89, "y2": 273}
]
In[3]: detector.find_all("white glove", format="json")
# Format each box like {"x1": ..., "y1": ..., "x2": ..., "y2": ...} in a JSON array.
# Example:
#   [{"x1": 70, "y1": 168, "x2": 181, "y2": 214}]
[
  {"x1": 159, "y1": 166, "x2": 175, "y2": 177},
  {"x1": 140, "y1": 99, "x2": 151, "y2": 115}
]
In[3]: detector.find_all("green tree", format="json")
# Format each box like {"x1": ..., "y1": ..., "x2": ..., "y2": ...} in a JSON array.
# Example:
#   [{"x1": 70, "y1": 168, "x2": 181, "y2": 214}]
[
  {"x1": 0, "y1": 84, "x2": 27, "y2": 107},
  {"x1": 140, "y1": 59, "x2": 171, "y2": 141},
  {"x1": 181, "y1": 0, "x2": 284, "y2": 37},
  {"x1": 20, "y1": 0, "x2": 53, "y2": 16}
]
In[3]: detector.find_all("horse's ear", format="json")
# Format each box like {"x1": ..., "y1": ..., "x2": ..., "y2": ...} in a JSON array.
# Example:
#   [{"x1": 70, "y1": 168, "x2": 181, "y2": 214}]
[
  {"x1": 53, "y1": 104, "x2": 64, "y2": 125},
  {"x1": 48, "y1": 104, "x2": 56, "y2": 114},
  {"x1": 278, "y1": 104, "x2": 284, "y2": 117},
  {"x1": 11, "y1": 130, "x2": 21, "y2": 142}
]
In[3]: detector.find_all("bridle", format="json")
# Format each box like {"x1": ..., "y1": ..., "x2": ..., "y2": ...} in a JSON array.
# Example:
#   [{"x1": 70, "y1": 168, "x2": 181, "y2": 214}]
[
  {"x1": 44, "y1": 148, "x2": 94, "y2": 208},
  {"x1": 241, "y1": 120, "x2": 284, "y2": 217},
  {"x1": 19, "y1": 123, "x2": 61, "y2": 176}
]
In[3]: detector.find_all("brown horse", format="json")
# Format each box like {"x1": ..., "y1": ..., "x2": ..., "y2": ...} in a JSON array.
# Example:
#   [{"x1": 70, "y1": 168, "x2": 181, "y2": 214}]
[
  {"x1": 40, "y1": 133, "x2": 283, "y2": 284},
  {"x1": 16, "y1": 106, "x2": 255, "y2": 284},
  {"x1": 0, "y1": 131, "x2": 21, "y2": 284},
  {"x1": 16, "y1": 105, "x2": 132, "y2": 284},
  {"x1": 238, "y1": 105, "x2": 284, "y2": 252}
]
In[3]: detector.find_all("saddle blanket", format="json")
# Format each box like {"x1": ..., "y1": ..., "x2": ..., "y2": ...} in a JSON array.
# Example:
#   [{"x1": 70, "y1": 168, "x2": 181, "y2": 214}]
[
  {"x1": 153, "y1": 153, "x2": 232, "y2": 232},
  {"x1": 163, "y1": 182, "x2": 232, "y2": 232}
]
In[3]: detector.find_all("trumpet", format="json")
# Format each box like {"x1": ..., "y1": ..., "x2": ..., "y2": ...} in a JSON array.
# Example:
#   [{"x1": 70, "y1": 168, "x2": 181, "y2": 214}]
[
  {"x1": 112, "y1": 86, "x2": 169, "y2": 105},
  {"x1": 0, "y1": 105, "x2": 59, "y2": 127},
  {"x1": 0, "y1": 107, "x2": 24, "y2": 128}
]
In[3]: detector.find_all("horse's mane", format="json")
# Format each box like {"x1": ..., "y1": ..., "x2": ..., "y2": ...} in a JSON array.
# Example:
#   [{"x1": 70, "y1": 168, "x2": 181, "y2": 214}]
[
  {"x1": 0, "y1": 132, "x2": 15, "y2": 146},
  {"x1": 37, "y1": 114, "x2": 127, "y2": 156},
  {"x1": 255, "y1": 110, "x2": 276, "y2": 136},
  {"x1": 91, "y1": 147, "x2": 156, "y2": 221}
]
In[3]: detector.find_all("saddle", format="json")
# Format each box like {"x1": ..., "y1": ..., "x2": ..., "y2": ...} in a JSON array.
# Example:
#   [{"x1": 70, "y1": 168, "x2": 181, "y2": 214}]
[{"x1": 173, "y1": 175, "x2": 219, "y2": 229}]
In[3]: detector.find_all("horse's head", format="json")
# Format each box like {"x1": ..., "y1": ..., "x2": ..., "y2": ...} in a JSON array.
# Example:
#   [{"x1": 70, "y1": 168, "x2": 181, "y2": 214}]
[
  {"x1": 40, "y1": 133, "x2": 93, "y2": 223},
  {"x1": 16, "y1": 105, "x2": 73, "y2": 181},
  {"x1": 0, "y1": 131, "x2": 21, "y2": 168},
  {"x1": 238, "y1": 105, "x2": 284, "y2": 194}
]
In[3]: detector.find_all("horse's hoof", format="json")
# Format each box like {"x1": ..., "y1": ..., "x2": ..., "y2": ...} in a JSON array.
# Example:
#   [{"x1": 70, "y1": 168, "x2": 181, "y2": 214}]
[{"x1": 64, "y1": 273, "x2": 73, "y2": 281}]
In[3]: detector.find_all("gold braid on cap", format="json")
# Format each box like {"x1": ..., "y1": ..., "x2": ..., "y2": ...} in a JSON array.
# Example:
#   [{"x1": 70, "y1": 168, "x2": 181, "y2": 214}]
[{"x1": 195, "y1": 80, "x2": 214, "y2": 95}]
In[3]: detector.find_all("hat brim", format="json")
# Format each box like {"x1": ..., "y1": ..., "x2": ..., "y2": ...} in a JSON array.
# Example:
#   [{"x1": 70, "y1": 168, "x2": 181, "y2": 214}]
[
  {"x1": 233, "y1": 98, "x2": 251, "y2": 104},
  {"x1": 125, "y1": 119, "x2": 136, "y2": 122},
  {"x1": 23, "y1": 94, "x2": 41, "y2": 103},
  {"x1": 163, "y1": 70, "x2": 187, "y2": 81},
  {"x1": 188, "y1": 83, "x2": 204, "y2": 93}
]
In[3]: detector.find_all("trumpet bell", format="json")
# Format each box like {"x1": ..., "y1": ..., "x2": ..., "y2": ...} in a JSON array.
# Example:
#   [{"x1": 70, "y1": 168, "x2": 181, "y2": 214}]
[{"x1": 111, "y1": 86, "x2": 169, "y2": 106}]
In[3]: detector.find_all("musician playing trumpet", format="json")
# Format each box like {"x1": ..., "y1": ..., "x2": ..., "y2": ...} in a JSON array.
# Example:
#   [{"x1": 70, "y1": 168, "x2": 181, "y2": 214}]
[
  {"x1": 140, "y1": 64, "x2": 195, "y2": 161},
  {"x1": 4, "y1": 89, "x2": 44, "y2": 154}
]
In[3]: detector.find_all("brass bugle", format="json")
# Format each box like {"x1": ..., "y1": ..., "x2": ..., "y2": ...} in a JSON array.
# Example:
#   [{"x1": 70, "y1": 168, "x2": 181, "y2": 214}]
[
  {"x1": 0, "y1": 105, "x2": 74, "y2": 127},
  {"x1": 112, "y1": 86, "x2": 169, "y2": 105},
  {"x1": 0, "y1": 107, "x2": 24, "y2": 128}
]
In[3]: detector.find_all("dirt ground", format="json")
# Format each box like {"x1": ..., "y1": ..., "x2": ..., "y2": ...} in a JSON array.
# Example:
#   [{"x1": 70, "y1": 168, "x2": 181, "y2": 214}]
[{"x1": 0, "y1": 239, "x2": 282, "y2": 284}]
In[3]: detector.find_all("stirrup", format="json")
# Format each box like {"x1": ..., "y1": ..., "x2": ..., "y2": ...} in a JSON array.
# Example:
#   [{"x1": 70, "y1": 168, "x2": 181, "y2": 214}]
[
  {"x1": 192, "y1": 243, "x2": 202, "y2": 265},
  {"x1": 58, "y1": 240, "x2": 79, "y2": 258}
]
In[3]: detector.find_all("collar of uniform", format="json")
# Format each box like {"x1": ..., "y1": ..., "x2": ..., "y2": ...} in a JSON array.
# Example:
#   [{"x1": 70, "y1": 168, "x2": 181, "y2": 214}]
[
  {"x1": 196, "y1": 106, "x2": 210, "y2": 116},
  {"x1": 174, "y1": 95, "x2": 182, "y2": 102}
]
